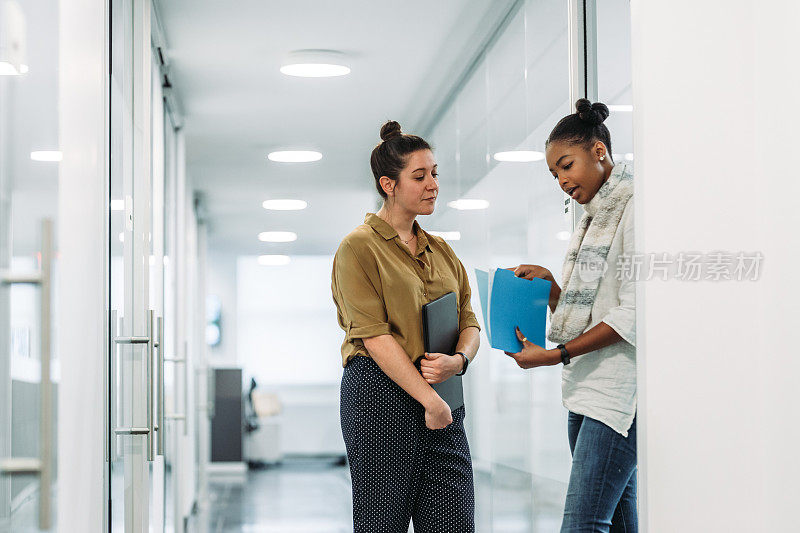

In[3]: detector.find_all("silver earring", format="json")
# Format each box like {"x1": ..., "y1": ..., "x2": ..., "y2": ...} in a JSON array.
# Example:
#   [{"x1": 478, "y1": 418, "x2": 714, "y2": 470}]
[{"x1": 599, "y1": 155, "x2": 606, "y2": 161}]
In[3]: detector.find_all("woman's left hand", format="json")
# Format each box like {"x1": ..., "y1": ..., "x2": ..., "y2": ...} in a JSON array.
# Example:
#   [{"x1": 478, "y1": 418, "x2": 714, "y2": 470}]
[
  {"x1": 505, "y1": 327, "x2": 561, "y2": 369},
  {"x1": 419, "y1": 352, "x2": 464, "y2": 384}
]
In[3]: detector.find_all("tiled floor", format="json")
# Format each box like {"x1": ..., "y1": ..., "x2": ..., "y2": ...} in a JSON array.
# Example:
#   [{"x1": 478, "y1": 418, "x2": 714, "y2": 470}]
[
  {"x1": 188, "y1": 458, "x2": 565, "y2": 533},
  {"x1": 189, "y1": 458, "x2": 352, "y2": 533}
]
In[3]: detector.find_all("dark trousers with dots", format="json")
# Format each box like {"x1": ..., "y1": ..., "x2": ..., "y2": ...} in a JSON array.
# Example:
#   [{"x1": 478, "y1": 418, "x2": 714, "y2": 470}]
[{"x1": 340, "y1": 356, "x2": 475, "y2": 533}]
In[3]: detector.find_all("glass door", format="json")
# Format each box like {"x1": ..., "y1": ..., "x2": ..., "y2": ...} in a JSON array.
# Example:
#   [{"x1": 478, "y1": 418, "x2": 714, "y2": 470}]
[
  {"x1": 149, "y1": 49, "x2": 167, "y2": 532},
  {"x1": 109, "y1": 0, "x2": 156, "y2": 530},
  {"x1": 162, "y1": 107, "x2": 181, "y2": 533},
  {"x1": 0, "y1": 0, "x2": 59, "y2": 529}
]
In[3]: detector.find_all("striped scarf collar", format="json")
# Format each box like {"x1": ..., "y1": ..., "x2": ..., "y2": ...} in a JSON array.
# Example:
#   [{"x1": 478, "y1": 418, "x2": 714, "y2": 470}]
[{"x1": 548, "y1": 163, "x2": 633, "y2": 344}]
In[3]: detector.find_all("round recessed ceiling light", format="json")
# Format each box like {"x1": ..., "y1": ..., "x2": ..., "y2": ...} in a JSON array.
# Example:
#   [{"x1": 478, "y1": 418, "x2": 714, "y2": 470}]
[
  {"x1": 267, "y1": 150, "x2": 322, "y2": 163},
  {"x1": 30, "y1": 150, "x2": 63, "y2": 162},
  {"x1": 428, "y1": 231, "x2": 461, "y2": 241},
  {"x1": 281, "y1": 49, "x2": 350, "y2": 78},
  {"x1": 493, "y1": 150, "x2": 545, "y2": 162},
  {"x1": 447, "y1": 199, "x2": 489, "y2": 211},
  {"x1": 258, "y1": 231, "x2": 297, "y2": 243},
  {"x1": 280, "y1": 63, "x2": 350, "y2": 77},
  {"x1": 262, "y1": 199, "x2": 308, "y2": 211},
  {"x1": 258, "y1": 255, "x2": 291, "y2": 266}
]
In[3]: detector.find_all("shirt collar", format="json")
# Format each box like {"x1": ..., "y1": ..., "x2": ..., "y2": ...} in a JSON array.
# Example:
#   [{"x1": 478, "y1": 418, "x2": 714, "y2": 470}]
[{"x1": 364, "y1": 213, "x2": 433, "y2": 254}]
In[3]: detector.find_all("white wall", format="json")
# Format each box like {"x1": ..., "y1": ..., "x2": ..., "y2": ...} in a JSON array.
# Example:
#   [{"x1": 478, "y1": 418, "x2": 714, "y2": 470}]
[
  {"x1": 631, "y1": 1, "x2": 800, "y2": 531},
  {"x1": 236, "y1": 255, "x2": 345, "y2": 456},
  {"x1": 237, "y1": 255, "x2": 344, "y2": 386}
]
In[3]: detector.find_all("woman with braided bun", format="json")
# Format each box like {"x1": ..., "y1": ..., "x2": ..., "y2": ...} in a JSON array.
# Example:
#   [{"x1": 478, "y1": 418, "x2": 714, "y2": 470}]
[
  {"x1": 507, "y1": 99, "x2": 638, "y2": 532},
  {"x1": 332, "y1": 120, "x2": 481, "y2": 532}
]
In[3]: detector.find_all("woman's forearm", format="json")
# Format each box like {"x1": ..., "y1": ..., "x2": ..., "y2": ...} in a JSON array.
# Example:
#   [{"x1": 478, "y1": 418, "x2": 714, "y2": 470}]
[
  {"x1": 362, "y1": 334, "x2": 440, "y2": 407},
  {"x1": 563, "y1": 321, "x2": 623, "y2": 359},
  {"x1": 455, "y1": 327, "x2": 480, "y2": 363}
]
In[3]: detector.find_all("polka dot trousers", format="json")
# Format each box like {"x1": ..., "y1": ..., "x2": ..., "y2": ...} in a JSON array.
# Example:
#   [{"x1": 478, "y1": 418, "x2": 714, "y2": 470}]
[{"x1": 341, "y1": 356, "x2": 476, "y2": 533}]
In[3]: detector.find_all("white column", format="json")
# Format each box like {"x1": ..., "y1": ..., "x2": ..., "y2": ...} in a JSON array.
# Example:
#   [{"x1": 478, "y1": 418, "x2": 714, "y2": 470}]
[
  {"x1": 57, "y1": 0, "x2": 108, "y2": 530},
  {"x1": 631, "y1": 1, "x2": 800, "y2": 531}
]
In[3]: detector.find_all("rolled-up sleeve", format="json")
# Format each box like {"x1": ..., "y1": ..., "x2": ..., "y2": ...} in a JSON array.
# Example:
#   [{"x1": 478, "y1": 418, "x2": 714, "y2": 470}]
[
  {"x1": 332, "y1": 241, "x2": 392, "y2": 340},
  {"x1": 602, "y1": 202, "x2": 636, "y2": 346}
]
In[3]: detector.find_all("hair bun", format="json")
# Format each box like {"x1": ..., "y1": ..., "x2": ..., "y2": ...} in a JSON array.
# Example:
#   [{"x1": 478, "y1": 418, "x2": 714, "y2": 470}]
[
  {"x1": 575, "y1": 99, "x2": 609, "y2": 126},
  {"x1": 380, "y1": 120, "x2": 402, "y2": 141}
]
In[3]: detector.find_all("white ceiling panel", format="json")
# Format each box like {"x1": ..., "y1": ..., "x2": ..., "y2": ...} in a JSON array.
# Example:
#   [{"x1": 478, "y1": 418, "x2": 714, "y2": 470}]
[{"x1": 156, "y1": 0, "x2": 515, "y2": 256}]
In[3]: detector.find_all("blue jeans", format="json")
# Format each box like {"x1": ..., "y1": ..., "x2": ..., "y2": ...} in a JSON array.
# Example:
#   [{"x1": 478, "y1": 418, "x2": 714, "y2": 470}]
[{"x1": 561, "y1": 412, "x2": 638, "y2": 532}]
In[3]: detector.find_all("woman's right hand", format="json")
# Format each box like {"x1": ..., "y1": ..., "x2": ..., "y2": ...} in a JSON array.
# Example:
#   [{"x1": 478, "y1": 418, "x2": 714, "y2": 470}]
[
  {"x1": 424, "y1": 395, "x2": 453, "y2": 430},
  {"x1": 512, "y1": 264, "x2": 554, "y2": 282},
  {"x1": 511, "y1": 264, "x2": 562, "y2": 313}
]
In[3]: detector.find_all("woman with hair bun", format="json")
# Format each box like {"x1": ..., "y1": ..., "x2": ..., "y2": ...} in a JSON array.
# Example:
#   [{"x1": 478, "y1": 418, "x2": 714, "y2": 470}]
[
  {"x1": 507, "y1": 99, "x2": 638, "y2": 531},
  {"x1": 332, "y1": 121, "x2": 481, "y2": 532}
]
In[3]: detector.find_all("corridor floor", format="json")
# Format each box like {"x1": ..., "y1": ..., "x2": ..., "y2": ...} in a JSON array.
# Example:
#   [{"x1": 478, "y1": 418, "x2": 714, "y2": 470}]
[{"x1": 188, "y1": 458, "x2": 563, "y2": 532}]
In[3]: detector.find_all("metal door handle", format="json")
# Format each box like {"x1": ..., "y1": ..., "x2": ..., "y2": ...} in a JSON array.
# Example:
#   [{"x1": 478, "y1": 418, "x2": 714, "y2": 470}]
[
  {"x1": 146, "y1": 310, "x2": 155, "y2": 460},
  {"x1": 114, "y1": 428, "x2": 151, "y2": 435},
  {"x1": 110, "y1": 310, "x2": 157, "y2": 461},
  {"x1": 156, "y1": 316, "x2": 165, "y2": 455},
  {"x1": 114, "y1": 336, "x2": 150, "y2": 344},
  {"x1": 0, "y1": 457, "x2": 43, "y2": 475},
  {"x1": 0, "y1": 219, "x2": 54, "y2": 529},
  {"x1": 0, "y1": 272, "x2": 41, "y2": 284},
  {"x1": 164, "y1": 348, "x2": 188, "y2": 435}
]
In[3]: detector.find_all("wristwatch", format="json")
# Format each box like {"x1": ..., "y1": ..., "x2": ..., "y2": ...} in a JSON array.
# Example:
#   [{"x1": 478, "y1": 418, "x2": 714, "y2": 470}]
[
  {"x1": 557, "y1": 344, "x2": 571, "y2": 366},
  {"x1": 455, "y1": 351, "x2": 469, "y2": 376}
]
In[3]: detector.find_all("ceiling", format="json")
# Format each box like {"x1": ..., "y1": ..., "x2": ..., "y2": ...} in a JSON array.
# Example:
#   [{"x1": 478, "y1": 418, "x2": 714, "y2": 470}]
[{"x1": 156, "y1": 0, "x2": 517, "y2": 257}]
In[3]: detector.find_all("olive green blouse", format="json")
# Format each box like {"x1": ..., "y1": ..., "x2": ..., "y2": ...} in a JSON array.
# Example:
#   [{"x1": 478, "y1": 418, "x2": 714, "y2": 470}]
[{"x1": 331, "y1": 213, "x2": 480, "y2": 367}]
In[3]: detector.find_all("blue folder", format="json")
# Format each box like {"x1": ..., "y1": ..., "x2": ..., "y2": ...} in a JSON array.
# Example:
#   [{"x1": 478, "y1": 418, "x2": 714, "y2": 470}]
[{"x1": 475, "y1": 268, "x2": 551, "y2": 353}]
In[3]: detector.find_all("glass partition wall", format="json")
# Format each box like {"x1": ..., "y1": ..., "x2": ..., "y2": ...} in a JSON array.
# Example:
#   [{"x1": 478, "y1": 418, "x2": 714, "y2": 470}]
[
  {"x1": 426, "y1": 1, "x2": 632, "y2": 530},
  {"x1": 108, "y1": 0, "x2": 197, "y2": 529},
  {"x1": 597, "y1": 0, "x2": 634, "y2": 169},
  {"x1": 0, "y1": 0, "x2": 60, "y2": 529},
  {"x1": 109, "y1": 0, "x2": 185, "y2": 530},
  {"x1": 109, "y1": 0, "x2": 157, "y2": 529}
]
